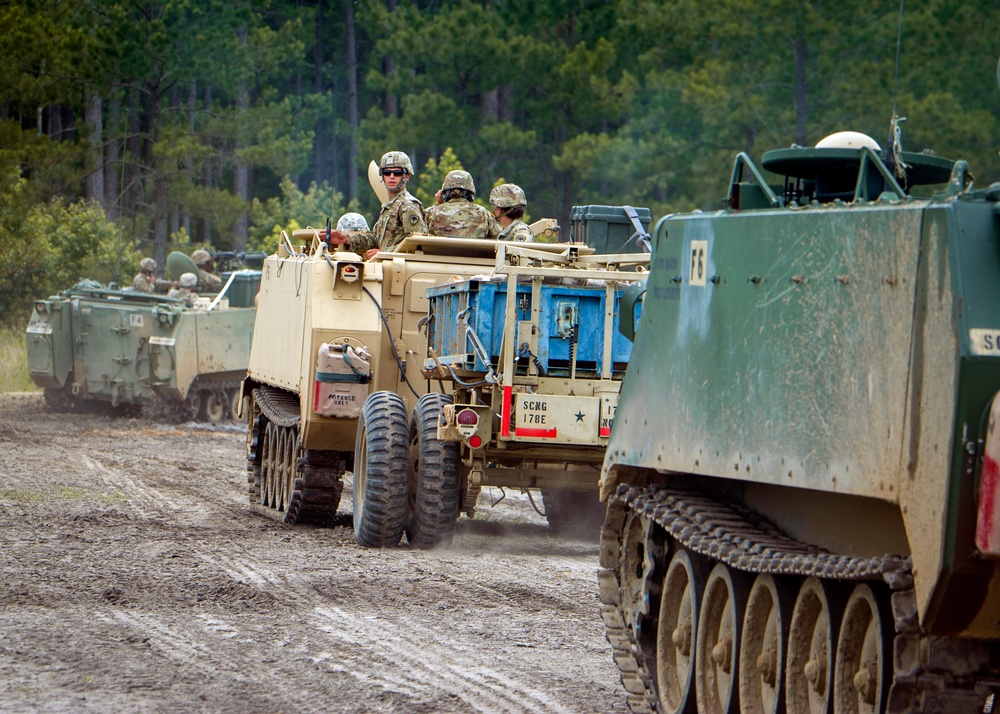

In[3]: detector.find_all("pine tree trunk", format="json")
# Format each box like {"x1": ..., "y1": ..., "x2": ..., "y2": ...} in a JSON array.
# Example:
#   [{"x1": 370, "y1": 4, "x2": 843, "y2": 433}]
[
  {"x1": 125, "y1": 87, "x2": 142, "y2": 217},
  {"x1": 151, "y1": 90, "x2": 169, "y2": 270},
  {"x1": 203, "y1": 85, "x2": 213, "y2": 245},
  {"x1": 313, "y1": 0, "x2": 325, "y2": 186},
  {"x1": 85, "y1": 90, "x2": 105, "y2": 206},
  {"x1": 794, "y1": 35, "x2": 808, "y2": 147},
  {"x1": 183, "y1": 80, "x2": 196, "y2": 238},
  {"x1": 346, "y1": 0, "x2": 359, "y2": 203},
  {"x1": 384, "y1": 0, "x2": 398, "y2": 117},
  {"x1": 105, "y1": 83, "x2": 121, "y2": 220},
  {"x1": 232, "y1": 27, "x2": 250, "y2": 252}
]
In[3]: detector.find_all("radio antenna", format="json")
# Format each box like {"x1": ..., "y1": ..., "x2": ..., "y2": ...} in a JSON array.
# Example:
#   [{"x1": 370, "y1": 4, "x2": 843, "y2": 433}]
[{"x1": 888, "y1": 0, "x2": 908, "y2": 182}]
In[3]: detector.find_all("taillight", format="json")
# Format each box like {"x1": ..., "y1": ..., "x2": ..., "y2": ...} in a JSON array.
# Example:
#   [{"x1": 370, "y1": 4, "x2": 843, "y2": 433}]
[
  {"x1": 468, "y1": 435, "x2": 483, "y2": 449},
  {"x1": 457, "y1": 408, "x2": 478, "y2": 426}
]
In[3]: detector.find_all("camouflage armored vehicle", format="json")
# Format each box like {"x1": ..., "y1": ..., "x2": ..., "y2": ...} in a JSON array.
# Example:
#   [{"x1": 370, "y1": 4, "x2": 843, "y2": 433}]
[
  {"x1": 598, "y1": 125, "x2": 1000, "y2": 710},
  {"x1": 26, "y1": 253, "x2": 260, "y2": 421},
  {"x1": 240, "y1": 218, "x2": 648, "y2": 542}
]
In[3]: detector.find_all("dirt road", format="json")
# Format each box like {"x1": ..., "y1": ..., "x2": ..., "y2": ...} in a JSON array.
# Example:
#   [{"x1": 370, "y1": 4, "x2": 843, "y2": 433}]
[{"x1": 0, "y1": 393, "x2": 625, "y2": 713}]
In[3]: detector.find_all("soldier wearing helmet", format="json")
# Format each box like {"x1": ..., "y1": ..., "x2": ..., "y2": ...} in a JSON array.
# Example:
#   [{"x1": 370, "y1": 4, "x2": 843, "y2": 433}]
[
  {"x1": 191, "y1": 248, "x2": 222, "y2": 292},
  {"x1": 330, "y1": 212, "x2": 378, "y2": 255},
  {"x1": 425, "y1": 170, "x2": 501, "y2": 240},
  {"x1": 489, "y1": 183, "x2": 533, "y2": 243},
  {"x1": 131, "y1": 257, "x2": 173, "y2": 294},
  {"x1": 168, "y1": 272, "x2": 200, "y2": 307},
  {"x1": 368, "y1": 151, "x2": 426, "y2": 258}
]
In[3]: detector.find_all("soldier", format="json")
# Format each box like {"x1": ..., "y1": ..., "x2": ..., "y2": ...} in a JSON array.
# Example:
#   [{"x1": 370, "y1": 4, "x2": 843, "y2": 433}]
[
  {"x1": 425, "y1": 170, "x2": 501, "y2": 240},
  {"x1": 330, "y1": 212, "x2": 378, "y2": 255},
  {"x1": 191, "y1": 249, "x2": 222, "y2": 292},
  {"x1": 168, "y1": 272, "x2": 199, "y2": 307},
  {"x1": 489, "y1": 183, "x2": 534, "y2": 242},
  {"x1": 131, "y1": 257, "x2": 173, "y2": 293},
  {"x1": 368, "y1": 151, "x2": 426, "y2": 259}
]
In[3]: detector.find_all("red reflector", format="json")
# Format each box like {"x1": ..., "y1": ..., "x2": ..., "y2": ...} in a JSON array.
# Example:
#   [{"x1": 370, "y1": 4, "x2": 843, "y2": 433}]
[
  {"x1": 468, "y1": 435, "x2": 483, "y2": 449},
  {"x1": 456, "y1": 408, "x2": 478, "y2": 426}
]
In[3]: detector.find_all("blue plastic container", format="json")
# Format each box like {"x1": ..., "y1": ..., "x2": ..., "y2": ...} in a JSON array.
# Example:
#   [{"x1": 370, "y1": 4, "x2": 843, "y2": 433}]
[{"x1": 425, "y1": 279, "x2": 635, "y2": 378}]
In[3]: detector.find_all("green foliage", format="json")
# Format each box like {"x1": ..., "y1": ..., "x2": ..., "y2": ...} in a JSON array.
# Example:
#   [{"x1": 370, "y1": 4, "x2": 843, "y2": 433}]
[
  {"x1": 25, "y1": 199, "x2": 137, "y2": 289},
  {"x1": 0, "y1": 162, "x2": 136, "y2": 327},
  {"x1": 1, "y1": 0, "x2": 999, "y2": 285},
  {"x1": 248, "y1": 177, "x2": 346, "y2": 253},
  {"x1": 0, "y1": 325, "x2": 38, "y2": 393},
  {"x1": 410, "y1": 148, "x2": 465, "y2": 207}
]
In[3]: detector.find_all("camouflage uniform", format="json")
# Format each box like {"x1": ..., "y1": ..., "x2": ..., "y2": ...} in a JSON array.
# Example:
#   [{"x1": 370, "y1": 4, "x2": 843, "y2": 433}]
[
  {"x1": 425, "y1": 199, "x2": 501, "y2": 240},
  {"x1": 489, "y1": 183, "x2": 531, "y2": 242},
  {"x1": 372, "y1": 190, "x2": 426, "y2": 251},
  {"x1": 191, "y1": 250, "x2": 222, "y2": 292},
  {"x1": 325, "y1": 213, "x2": 377, "y2": 255},
  {"x1": 131, "y1": 258, "x2": 172, "y2": 293},
  {"x1": 342, "y1": 230, "x2": 379, "y2": 255},
  {"x1": 197, "y1": 268, "x2": 222, "y2": 292},
  {"x1": 168, "y1": 273, "x2": 199, "y2": 307},
  {"x1": 498, "y1": 219, "x2": 534, "y2": 243}
]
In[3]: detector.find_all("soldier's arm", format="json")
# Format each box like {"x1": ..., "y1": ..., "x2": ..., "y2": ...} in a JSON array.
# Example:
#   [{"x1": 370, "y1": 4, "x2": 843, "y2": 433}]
[
  {"x1": 345, "y1": 230, "x2": 377, "y2": 254},
  {"x1": 400, "y1": 202, "x2": 426, "y2": 235}
]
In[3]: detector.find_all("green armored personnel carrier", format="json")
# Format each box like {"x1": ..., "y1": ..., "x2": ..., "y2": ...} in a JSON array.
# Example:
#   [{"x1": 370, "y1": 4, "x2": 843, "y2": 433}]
[
  {"x1": 599, "y1": 127, "x2": 1000, "y2": 711},
  {"x1": 26, "y1": 256, "x2": 261, "y2": 421}
]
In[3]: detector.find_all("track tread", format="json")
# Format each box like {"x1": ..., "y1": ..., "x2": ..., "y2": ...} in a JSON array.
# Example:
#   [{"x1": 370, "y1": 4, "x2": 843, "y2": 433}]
[
  {"x1": 247, "y1": 386, "x2": 345, "y2": 526},
  {"x1": 600, "y1": 484, "x2": 992, "y2": 713}
]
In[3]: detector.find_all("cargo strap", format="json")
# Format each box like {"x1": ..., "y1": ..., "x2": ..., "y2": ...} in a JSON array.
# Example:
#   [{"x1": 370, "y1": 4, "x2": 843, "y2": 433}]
[
  {"x1": 622, "y1": 205, "x2": 651, "y2": 253},
  {"x1": 314, "y1": 370, "x2": 369, "y2": 384}
]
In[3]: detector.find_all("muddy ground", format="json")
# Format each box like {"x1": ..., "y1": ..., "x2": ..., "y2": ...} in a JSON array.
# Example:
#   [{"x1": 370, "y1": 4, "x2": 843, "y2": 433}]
[{"x1": 0, "y1": 392, "x2": 626, "y2": 713}]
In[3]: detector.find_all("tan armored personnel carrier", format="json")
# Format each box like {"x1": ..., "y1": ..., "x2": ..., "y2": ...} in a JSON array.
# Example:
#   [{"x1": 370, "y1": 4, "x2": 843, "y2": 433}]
[{"x1": 242, "y1": 219, "x2": 649, "y2": 541}]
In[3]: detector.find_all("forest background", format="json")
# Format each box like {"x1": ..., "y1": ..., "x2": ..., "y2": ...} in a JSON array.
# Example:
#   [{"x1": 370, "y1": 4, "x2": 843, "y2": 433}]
[{"x1": 0, "y1": 0, "x2": 997, "y2": 327}]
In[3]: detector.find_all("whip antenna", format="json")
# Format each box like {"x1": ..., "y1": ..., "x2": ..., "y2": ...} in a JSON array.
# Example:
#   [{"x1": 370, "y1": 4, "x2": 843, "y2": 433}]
[{"x1": 888, "y1": 0, "x2": 909, "y2": 181}]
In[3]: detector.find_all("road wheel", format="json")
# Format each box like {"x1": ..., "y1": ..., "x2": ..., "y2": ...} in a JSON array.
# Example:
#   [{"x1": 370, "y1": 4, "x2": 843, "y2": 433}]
[
  {"x1": 353, "y1": 391, "x2": 409, "y2": 548},
  {"x1": 834, "y1": 584, "x2": 890, "y2": 714},
  {"x1": 739, "y1": 574, "x2": 792, "y2": 714},
  {"x1": 407, "y1": 393, "x2": 461, "y2": 549},
  {"x1": 185, "y1": 390, "x2": 202, "y2": 421},
  {"x1": 696, "y1": 563, "x2": 750, "y2": 714},
  {"x1": 261, "y1": 421, "x2": 278, "y2": 509},
  {"x1": 655, "y1": 548, "x2": 702, "y2": 714},
  {"x1": 228, "y1": 389, "x2": 241, "y2": 421},
  {"x1": 786, "y1": 577, "x2": 842, "y2": 714},
  {"x1": 203, "y1": 388, "x2": 227, "y2": 423}
]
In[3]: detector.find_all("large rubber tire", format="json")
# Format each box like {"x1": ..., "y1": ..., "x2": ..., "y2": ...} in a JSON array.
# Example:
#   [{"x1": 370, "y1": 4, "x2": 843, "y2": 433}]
[
  {"x1": 406, "y1": 393, "x2": 461, "y2": 549},
  {"x1": 352, "y1": 391, "x2": 410, "y2": 548}
]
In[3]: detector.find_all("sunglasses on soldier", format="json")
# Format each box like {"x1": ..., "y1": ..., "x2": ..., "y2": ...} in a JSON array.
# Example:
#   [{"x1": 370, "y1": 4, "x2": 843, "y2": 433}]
[{"x1": 381, "y1": 169, "x2": 405, "y2": 177}]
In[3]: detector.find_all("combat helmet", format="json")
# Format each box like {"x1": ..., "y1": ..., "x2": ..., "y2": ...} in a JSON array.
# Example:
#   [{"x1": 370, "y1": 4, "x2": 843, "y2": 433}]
[
  {"x1": 337, "y1": 212, "x2": 370, "y2": 232},
  {"x1": 140, "y1": 257, "x2": 157, "y2": 273},
  {"x1": 489, "y1": 183, "x2": 527, "y2": 209},
  {"x1": 179, "y1": 272, "x2": 198, "y2": 288},
  {"x1": 441, "y1": 170, "x2": 476, "y2": 196},
  {"x1": 380, "y1": 151, "x2": 414, "y2": 175},
  {"x1": 191, "y1": 249, "x2": 212, "y2": 267}
]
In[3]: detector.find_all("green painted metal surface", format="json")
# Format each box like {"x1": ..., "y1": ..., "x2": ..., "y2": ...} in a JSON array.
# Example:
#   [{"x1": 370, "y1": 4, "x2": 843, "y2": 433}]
[{"x1": 604, "y1": 145, "x2": 1000, "y2": 635}]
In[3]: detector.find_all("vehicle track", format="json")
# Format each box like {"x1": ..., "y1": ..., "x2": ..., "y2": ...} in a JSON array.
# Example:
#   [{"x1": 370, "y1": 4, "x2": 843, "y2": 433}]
[{"x1": 0, "y1": 392, "x2": 625, "y2": 713}]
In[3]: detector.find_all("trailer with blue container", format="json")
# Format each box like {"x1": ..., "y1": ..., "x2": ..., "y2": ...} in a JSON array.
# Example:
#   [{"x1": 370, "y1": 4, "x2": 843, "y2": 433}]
[{"x1": 405, "y1": 241, "x2": 649, "y2": 547}]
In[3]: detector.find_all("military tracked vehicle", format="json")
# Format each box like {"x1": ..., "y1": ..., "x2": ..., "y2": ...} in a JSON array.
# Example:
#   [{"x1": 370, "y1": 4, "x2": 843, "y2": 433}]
[
  {"x1": 26, "y1": 253, "x2": 260, "y2": 421},
  {"x1": 240, "y1": 216, "x2": 649, "y2": 540},
  {"x1": 598, "y1": 123, "x2": 1000, "y2": 710}
]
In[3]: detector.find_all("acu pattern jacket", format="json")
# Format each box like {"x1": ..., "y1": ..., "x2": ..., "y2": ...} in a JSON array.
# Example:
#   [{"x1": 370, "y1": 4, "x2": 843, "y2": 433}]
[
  {"x1": 373, "y1": 190, "x2": 426, "y2": 251},
  {"x1": 425, "y1": 198, "x2": 501, "y2": 240}
]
